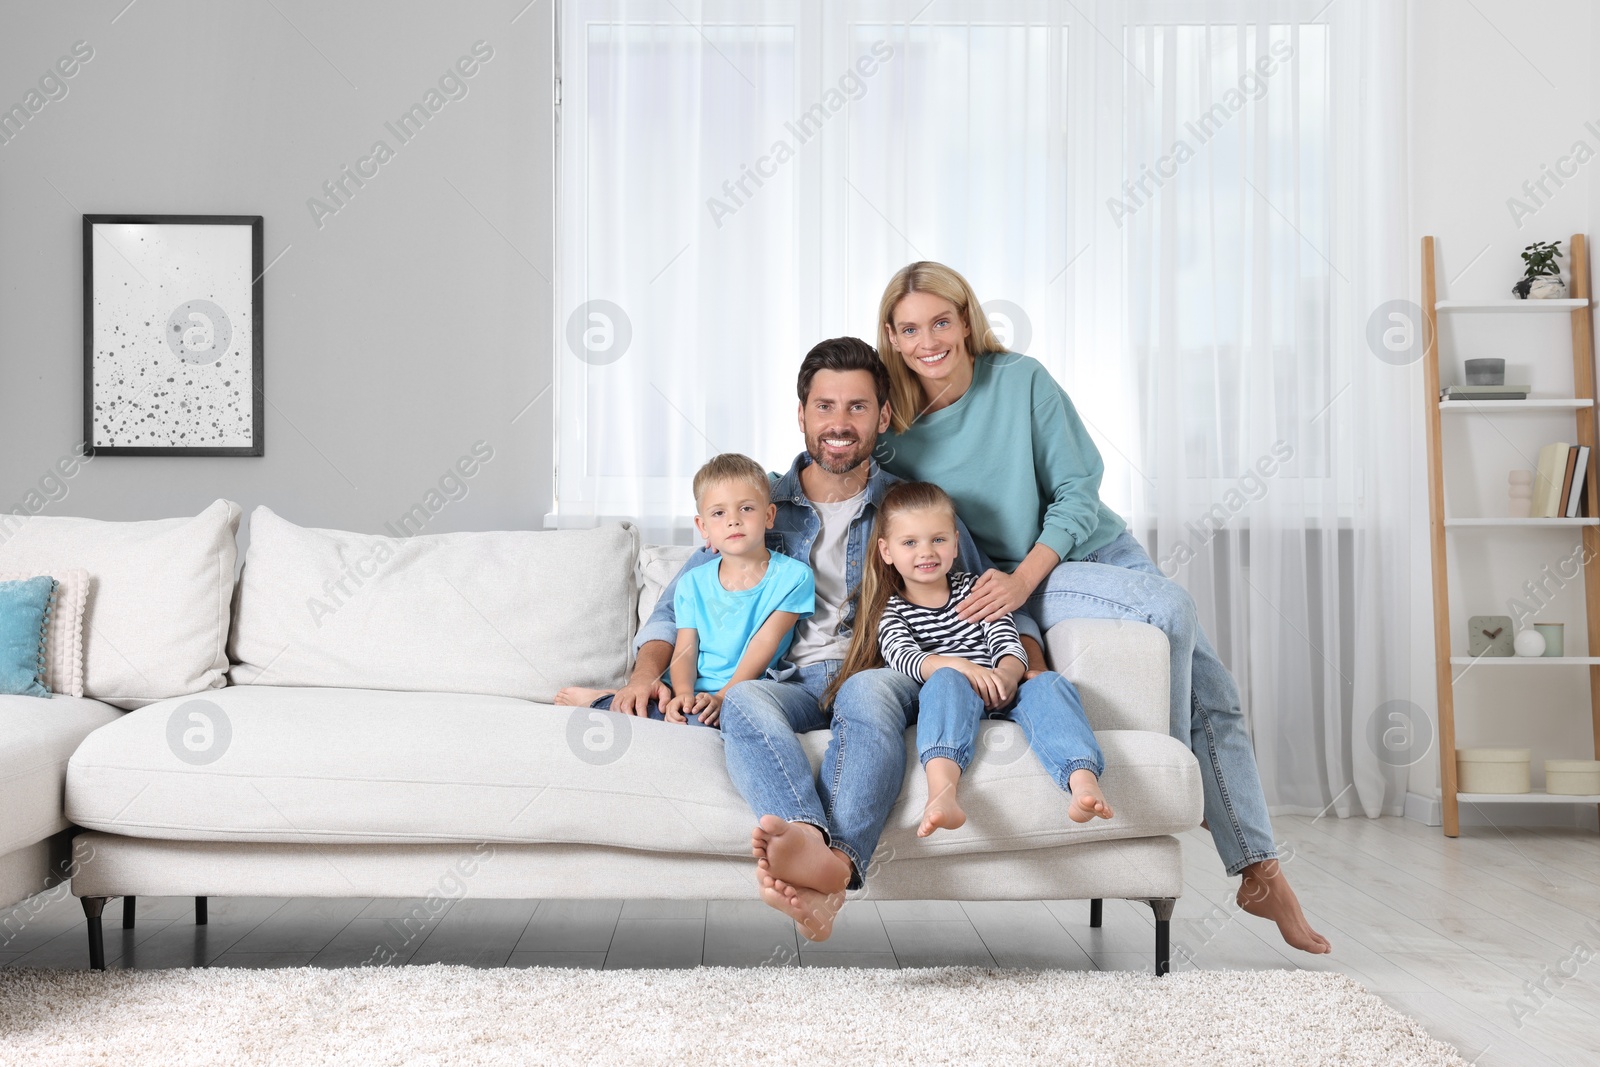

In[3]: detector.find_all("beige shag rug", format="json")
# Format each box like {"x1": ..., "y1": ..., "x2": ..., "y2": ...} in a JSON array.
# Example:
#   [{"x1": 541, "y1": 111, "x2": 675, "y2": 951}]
[{"x1": 0, "y1": 965, "x2": 1465, "y2": 1067}]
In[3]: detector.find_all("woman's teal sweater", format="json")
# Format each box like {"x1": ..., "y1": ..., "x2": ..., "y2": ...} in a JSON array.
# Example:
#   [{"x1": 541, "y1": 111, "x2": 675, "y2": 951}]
[{"x1": 875, "y1": 353, "x2": 1126, "y2": 571}]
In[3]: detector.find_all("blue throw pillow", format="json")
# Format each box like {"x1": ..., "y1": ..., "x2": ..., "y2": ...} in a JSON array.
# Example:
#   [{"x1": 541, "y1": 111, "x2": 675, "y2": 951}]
[{"x1": 0, "y1": 576, "x2": 57, "y2": 698}]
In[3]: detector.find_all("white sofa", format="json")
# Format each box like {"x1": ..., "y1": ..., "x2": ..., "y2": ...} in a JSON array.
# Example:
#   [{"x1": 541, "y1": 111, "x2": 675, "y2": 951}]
[{"x1": 5, "y1": 502, "x2": 1202, "y2": 972}]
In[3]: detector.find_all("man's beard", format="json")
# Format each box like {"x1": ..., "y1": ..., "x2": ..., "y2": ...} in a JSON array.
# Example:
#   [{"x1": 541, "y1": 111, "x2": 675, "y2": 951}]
[{"x1": 806, "y1": 431, "x2": 873, "y2": 476}]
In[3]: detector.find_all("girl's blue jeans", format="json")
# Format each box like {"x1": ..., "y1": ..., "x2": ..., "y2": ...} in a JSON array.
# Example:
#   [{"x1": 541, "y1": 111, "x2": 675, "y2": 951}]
[
  {"x1": 1019, "y1": 527, "x2": 1277, "y2": 876},
  {"x1": 916, "y1": 667, "x2": 1104, "y2": 790}
]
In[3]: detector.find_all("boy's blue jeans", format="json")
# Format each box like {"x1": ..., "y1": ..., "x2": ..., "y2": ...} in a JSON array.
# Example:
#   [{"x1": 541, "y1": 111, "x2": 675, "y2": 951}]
[
  {"x1": 719, "y1": 662, "x2": 919, "y2": 891},
  {"x1": 1020, "y1": 527, "x2": 1277, "y2": 876},
  {"x1": 916, "y1": 667, "x2": 1103, "y2": 788}
]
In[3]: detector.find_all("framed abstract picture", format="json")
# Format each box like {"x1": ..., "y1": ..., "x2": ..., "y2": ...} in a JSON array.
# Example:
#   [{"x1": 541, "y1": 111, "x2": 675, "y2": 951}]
[{"x1": 82, "y1": 214, "x2": 263, "y2": 456}]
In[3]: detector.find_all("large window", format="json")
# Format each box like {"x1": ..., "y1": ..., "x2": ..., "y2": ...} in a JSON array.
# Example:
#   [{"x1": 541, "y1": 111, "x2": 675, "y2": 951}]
[{"x1": 553, "y1": 0, "x2": 1338, "y2": 537}]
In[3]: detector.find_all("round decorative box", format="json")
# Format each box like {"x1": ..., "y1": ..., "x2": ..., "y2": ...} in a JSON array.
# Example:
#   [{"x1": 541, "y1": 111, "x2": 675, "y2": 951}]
[
  {"x1": 1544, "y1": 759, "x2": 1600, "y2": 796},
  {"x1": 1456, "y1": 747, "x2": 1532, "y2": 794}
]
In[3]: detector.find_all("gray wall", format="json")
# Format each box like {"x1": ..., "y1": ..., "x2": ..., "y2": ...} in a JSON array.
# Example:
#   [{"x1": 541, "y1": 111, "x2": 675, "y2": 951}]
[{"x1": 0, "y1": 1, "x2": 554, "y2": 550}]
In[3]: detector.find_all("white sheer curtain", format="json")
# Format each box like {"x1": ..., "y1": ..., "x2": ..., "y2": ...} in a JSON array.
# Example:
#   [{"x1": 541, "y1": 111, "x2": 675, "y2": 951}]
[
  {"x1": 555, "y1": 0, "x2": 1414, "y2": 818},
  {"x1": 1093, "y1": 0, "x2": 1413, "y2": 819}
]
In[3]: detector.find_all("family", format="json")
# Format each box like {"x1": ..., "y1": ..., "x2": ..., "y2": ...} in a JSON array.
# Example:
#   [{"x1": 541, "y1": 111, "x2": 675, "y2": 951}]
[{"x1": 555, "y1": 261, "x2": 1330, "y2": 955}]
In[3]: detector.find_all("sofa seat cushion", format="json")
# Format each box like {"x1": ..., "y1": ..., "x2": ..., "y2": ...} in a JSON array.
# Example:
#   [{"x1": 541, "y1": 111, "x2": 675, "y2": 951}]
[
  {"x1": 66, "y1": 686, "x2": 1200, "y2": 857},
  {"x1": 1, "y1": 694, "x2": 124, "y2": 855}
]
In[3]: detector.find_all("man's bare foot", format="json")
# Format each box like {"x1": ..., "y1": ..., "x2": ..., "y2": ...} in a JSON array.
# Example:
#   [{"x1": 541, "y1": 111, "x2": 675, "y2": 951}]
[
  {"x1": 554, "y1": 686, "x2": 614, "y2": 707},
  {"x1": 1067, "y1": 768, "x2": 1114, "y2": 822},
  {"x1": 918, "y1": 757, "x2": 967, "y2": 837},
  {"x1": 757, "y1": 861, "x2": 844, "y2": 941},
  {"x1": 1237, "y1": 859, "x2": 1331, "y2": 954},
  {"x1": 757, "y1": 815, "x2": 852, "y2": 895}
]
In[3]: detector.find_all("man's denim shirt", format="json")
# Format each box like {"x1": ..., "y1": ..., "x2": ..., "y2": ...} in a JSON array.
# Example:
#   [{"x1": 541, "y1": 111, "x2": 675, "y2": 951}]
[{"x1": 634, "y1": 451, "x2": 1043, "y2": 678}]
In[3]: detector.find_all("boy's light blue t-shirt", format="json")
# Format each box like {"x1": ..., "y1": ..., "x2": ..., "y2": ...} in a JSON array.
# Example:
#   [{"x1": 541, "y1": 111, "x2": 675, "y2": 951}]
[{"x1": 672, "y1": 551, "x2": 815, "y2": 692}]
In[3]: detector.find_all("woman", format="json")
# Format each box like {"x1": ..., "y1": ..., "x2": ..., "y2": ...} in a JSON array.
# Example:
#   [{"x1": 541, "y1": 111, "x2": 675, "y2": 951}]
[{"x1": 871, "y1": 261, "x2": 1329, "y2": 955}]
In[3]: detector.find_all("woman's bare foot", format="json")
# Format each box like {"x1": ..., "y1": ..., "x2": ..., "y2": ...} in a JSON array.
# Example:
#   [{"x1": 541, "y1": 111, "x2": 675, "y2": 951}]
[
  {"x1": 753, "y1": 815, "x2": 852, "y2": 895},
  {"x1": 1067, "y1": 768, "x2": 1114, "y2": 822},
  {"x1": 756, "y1": 861, "x2": 844, "y2": 941},
  {"x1": 918, "y1": 757, "x2": 967, "y2": 837},
  {"x1": 553, "y1": 686, "x2": 613, "y2": 707},
  {"x1": 1237, "y1": 859, "x2": 1331, "y2": 954}
]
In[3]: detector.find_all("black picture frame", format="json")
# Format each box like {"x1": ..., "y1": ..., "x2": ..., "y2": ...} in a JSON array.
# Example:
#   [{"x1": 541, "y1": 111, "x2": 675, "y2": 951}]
[{"x1": 82, "y1": 214, "x2": 264, "y2": 457}]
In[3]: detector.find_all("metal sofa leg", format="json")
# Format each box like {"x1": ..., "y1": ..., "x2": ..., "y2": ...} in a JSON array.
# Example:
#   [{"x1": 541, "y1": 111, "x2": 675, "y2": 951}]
[
  {"x1": 1089, "y1": 898, "x2": 1102, "y2": 928},
  {"x1": 122, "y1": 896, "x2": 136, "y2": 929},
  {"x1": 82, "y1": 897, "x2": 107, "y2": 971},
  {"x1": 1147, "y1": 897, "x2": 1176, "y2": 976},
  {"x1": 195, "y1": 897, "x2": 208, "y2": 925}
]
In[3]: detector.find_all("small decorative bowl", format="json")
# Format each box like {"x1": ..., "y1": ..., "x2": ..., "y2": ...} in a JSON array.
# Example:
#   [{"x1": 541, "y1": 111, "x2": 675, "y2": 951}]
[{"x1": 1465, "y1": 358, "x2": 1506, "y2": 386}]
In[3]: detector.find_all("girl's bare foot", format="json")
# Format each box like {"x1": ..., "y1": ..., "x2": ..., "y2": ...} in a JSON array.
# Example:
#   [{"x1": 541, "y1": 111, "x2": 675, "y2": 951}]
[
  {"x1": 554, "y1": 686, "x2": 614, "y2": 707},
  {"x1": 1237, "y1": 859, "x2": 1331, "y2": 954},
  {"x1": 1067, "y1": 768, "x2": 1114, "y2": 822},
  {"x1": 918, "y1": 757, "x2": 967, "y2": 837}
]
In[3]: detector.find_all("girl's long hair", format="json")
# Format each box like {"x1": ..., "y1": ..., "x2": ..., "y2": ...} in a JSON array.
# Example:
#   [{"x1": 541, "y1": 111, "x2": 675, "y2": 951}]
[
  {"x1": 875, "y1": 261, "x2": 1008, "y2": 435},
  {"x1": 820, "y1": 480, "x2": 958, "y2": 711}
]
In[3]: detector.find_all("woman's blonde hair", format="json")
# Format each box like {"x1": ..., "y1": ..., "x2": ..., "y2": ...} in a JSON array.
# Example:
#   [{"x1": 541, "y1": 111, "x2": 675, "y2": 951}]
[
  {"x1": 875, "y1": 261, "x2": 1007, "y2": 434},
  {"x1": 820, "y1": 480, "x2": 958, "y2": 711}
]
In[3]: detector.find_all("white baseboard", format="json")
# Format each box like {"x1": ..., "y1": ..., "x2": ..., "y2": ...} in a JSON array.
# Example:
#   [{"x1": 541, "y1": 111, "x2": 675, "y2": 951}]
[{"x1": 1404, "y1": 791, "x2": 1442, "y2": 826}]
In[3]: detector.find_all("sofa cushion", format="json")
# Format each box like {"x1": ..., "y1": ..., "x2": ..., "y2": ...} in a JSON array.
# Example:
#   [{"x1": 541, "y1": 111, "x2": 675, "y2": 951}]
[
  {"x1": 229, "y1": 509, "x2": 639, "y2": 704},
  {"x1": 0, "y1": 694, "x2": 124, "y2": 855},
  {"x1": 637, "y1": 544, "x2": 697, "y2": 628},
  {"x1": 0, "y1": 577, "x2": 55, "y2": 698},
  {"x1": 0, "y1": 569, "x2": 89, "y2": 698},
  {"x1": 1043, "y1": 618, "x2": 1170, "y2": 734},
  {"x1": 0, "y1": 500, "x2": 241, "y2": 709},
  {"x1": 66, "y1": 686, "x2": 1200, "y2": 857}
]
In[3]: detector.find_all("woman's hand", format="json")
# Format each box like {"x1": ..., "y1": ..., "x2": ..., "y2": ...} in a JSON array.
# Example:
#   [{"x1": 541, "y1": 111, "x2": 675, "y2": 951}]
[{"x1": 956, "y1": 568, "x2": 1032, "y2": 623}]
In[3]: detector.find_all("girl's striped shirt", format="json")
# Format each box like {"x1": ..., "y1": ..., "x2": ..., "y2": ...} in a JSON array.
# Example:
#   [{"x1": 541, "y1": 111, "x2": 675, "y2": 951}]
[{"x1": 877, "y1": 571, "x2": 1028, "y2": 680}]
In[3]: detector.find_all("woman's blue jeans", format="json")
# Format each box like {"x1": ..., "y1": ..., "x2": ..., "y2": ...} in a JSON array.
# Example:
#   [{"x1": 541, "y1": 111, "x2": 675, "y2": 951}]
[
  {"x1": 916, "y1": 667, "x2": 1103, "y2": 790},
  {"x1": 1020, "y1": 528, "x2": 1277, "y2": 876}
]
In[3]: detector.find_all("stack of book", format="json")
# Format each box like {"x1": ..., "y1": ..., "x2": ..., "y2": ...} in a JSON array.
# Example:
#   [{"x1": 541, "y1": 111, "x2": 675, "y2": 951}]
[
  {"x1": 1440, "y1": 384, "x2": 1531, "y2": 401},
  {"x1": 1533, "y1": 442, "x2": 1591, "y2": 518}
]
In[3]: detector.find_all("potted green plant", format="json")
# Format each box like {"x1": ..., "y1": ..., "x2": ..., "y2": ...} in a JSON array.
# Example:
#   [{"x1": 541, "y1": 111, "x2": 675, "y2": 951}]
[{"x1": 1513, "y1": 240, "x2": 1566, "y2": 299}]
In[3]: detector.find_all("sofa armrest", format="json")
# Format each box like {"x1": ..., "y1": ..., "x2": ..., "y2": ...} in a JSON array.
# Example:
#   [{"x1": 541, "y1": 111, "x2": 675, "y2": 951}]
[{"x1": 1043, "y1": 618, "x2": 1170, "y2": 734}]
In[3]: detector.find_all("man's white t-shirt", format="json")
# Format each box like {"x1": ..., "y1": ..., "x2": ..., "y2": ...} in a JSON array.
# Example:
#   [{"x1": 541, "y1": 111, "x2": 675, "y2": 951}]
[{"x1": 785, "y1": 487, "x2": 866, "y2": 667}]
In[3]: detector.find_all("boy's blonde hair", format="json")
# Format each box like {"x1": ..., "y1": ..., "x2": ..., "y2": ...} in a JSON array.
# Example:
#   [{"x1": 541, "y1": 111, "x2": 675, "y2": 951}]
[{"x1": 692, "y1": 453, "x2": 771, "y2": 512}]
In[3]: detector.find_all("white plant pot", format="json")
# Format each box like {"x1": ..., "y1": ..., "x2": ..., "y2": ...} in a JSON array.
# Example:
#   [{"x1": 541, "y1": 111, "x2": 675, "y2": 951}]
[{"x1": 1529, "y1": 277, "x2": 1569, "y2": 299}]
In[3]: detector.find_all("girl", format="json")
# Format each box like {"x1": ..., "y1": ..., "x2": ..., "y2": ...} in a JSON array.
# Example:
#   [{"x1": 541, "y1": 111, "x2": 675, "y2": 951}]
[{"x1": 822, "y1": 480, "x2": 1112, "y2": 837}]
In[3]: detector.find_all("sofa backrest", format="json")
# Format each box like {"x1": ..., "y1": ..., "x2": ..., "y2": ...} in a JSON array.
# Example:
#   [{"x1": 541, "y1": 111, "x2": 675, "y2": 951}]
[
  {"x1": 636, "y1": 544, "x2": 697, "y2": 628},
  {"x1": 229, "y1": 506, "x2": 639, "y2": 704},
  {"x1": 1043, "y1": 618, "x2": 1170, "y2": 734},
  {"x1": 0, "y1": 499, "x2": 241, "y2": 709}
]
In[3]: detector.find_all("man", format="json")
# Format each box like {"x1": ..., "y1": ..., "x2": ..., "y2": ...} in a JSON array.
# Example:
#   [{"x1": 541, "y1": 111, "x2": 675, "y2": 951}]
[{"x1": 608, "y1": 336, "x2": 1046, "y2": 940}]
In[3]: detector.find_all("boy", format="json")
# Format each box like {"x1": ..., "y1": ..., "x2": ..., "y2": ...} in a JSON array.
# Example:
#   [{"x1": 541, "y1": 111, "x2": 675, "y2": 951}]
[{"x1": 555, "y1": 453, "x2": 814, "y2": 726}]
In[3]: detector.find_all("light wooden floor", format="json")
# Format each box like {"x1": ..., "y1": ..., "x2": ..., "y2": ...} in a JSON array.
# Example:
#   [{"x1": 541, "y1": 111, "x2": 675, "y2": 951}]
[{"x1": 1, "y1": 815, "x2": 1595, "y2": 1065}]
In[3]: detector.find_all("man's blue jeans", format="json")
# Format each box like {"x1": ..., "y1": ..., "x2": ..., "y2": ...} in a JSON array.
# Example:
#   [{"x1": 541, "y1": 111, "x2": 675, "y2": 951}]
[
  {"x1": 720, "y1": 662, "x2": 919, "y2": 891},
  {"x1": 1021, "y1": 528, "x2": 1277, "y2": 876}
]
